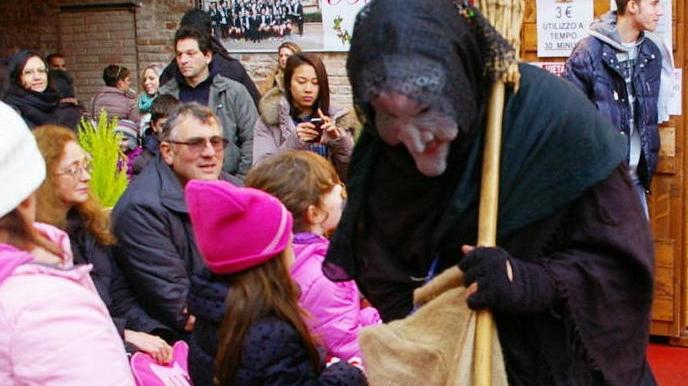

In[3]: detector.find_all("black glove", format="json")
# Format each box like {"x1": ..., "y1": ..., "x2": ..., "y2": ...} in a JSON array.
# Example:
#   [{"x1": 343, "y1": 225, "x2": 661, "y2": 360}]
[{"x1": 458, "y1": 246, "x2": 556, "y2": 314}]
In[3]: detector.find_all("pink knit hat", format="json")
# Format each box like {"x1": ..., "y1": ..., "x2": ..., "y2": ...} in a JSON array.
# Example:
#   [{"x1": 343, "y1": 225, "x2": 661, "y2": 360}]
[{"x1": 185, "y1": 180, "x2": 293, "y2": 274}]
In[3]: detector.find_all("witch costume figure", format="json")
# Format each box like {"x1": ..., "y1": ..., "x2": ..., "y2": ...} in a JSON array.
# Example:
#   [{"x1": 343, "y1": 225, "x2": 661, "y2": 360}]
[{"x1": 323, "y1": 0, "x2": 657, "y2": 385}]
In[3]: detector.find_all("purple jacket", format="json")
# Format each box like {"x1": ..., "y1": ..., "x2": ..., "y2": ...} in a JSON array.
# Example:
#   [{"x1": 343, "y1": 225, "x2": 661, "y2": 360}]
[{"x1": 291, "y1": 233, "x2": 381, "y2": 360}]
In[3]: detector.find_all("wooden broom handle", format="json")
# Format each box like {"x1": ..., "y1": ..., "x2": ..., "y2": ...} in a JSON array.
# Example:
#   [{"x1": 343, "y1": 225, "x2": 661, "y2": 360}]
[{"x1": 473, "y1": 80, "x2": 506, "y2": 386}]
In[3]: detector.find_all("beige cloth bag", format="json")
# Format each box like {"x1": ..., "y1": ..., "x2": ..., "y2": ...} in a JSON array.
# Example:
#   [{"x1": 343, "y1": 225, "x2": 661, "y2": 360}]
[{"x1": 359, "y1": 267, "x2": 508, "y2": 386}]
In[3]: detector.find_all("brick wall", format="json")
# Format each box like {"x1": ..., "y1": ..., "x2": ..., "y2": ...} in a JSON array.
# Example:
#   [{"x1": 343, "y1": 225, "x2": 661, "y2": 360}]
[
  {"x1": 0, "y1": 1, "x2": 58, "y2": 58},
  {"x1": 59, "y1": 8, "x2": 138, "y2": 99},
  {"x1": 238, "y1": 52, "x2": 352, "y2": 109}
]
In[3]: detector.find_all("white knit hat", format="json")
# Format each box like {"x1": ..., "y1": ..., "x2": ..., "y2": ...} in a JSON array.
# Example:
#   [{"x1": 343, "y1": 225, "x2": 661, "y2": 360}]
[{"x1": 0, "y1": 102, "x2": 46, "y2": 218}]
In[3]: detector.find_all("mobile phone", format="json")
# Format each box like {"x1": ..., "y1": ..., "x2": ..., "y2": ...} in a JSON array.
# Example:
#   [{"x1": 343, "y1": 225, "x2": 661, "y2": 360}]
[{"x1": 308, "y1": 118, "x2": 324, "y2": 143}]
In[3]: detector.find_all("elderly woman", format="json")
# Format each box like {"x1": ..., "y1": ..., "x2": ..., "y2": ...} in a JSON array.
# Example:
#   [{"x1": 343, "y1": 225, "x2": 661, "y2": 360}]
[
  {"x1": 2, "y1": 50, "x2": 76, "y2": 129},
  {"x1": 0, "y1": 103, "x2": 135, "y2": 385},
  {"x1": 323, "y1": 0, "x2": 656, "y2": 385},
  {"x1": 33, "y1": 125, "x2": 174, "y2": 363},
  {"x1": 254, "y1": 52, "x2": 358, "y2": 181}
]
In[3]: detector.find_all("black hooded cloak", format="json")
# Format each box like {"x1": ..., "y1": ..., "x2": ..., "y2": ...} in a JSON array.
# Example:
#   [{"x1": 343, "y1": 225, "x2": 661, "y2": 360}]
[{"x1": 324, "y1": 0, "x2": 656, "y2": 385}]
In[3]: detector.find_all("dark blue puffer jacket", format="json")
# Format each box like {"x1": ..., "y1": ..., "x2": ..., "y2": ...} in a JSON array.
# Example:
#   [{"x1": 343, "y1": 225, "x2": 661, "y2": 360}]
[
  {"x1": 563, "y1": 11, "x2": 661, "y2": 190},
  {"x1": 187, "y1": 270, "x2": 228, "y2": 386},
  {"x1": 187, "y1": 271, "x2": 367, "y2": 386}
]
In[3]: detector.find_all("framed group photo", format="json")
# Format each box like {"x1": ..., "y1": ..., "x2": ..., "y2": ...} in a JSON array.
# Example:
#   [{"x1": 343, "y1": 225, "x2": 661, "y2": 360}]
[{"x1": 202, "y1": 0, "x2": 370, "y2": 52}]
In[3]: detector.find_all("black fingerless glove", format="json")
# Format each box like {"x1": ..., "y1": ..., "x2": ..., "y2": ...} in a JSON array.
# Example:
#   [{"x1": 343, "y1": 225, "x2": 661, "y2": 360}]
[{"x1": 458, "y1": 247, "x2": 556, "y2": 314}]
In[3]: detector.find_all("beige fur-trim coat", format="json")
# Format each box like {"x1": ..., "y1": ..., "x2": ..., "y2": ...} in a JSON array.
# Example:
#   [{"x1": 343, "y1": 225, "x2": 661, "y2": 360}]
[{"x1": 253, "y1": 88, "x2": 359, "y2": 181}]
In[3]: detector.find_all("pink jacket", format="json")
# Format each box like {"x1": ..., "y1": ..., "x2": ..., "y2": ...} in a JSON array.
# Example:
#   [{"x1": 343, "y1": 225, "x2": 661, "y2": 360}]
[
  {"x1": 290, "y1": 233, "x2": 381, "y2": 360},
  {"x1": 0, "y1": 224, "x2": 135, "y2": 386}
]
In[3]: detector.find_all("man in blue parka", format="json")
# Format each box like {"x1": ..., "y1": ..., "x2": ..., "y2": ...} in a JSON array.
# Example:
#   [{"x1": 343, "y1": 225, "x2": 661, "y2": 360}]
[{"x1": 563, "y1": 0, "x2": 664, "y2": 216}]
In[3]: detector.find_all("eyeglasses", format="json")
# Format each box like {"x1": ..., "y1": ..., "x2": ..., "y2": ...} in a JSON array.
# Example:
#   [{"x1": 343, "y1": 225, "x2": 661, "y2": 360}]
[
  {"x1": 167, "y1": 136, "x2": 229, "y2": 154},
  {"x1": 56, "y1": 159, "x2": 92, "y2": 178}
]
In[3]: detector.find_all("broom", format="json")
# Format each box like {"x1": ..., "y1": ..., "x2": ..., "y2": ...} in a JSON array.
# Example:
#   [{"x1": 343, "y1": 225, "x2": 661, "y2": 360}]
[
  {"x1": 360, "y1": 1, "x2": 525, "y2": 384},
  {"x1": 456, "y1": 0, "x2": 523, "y2": 384}
]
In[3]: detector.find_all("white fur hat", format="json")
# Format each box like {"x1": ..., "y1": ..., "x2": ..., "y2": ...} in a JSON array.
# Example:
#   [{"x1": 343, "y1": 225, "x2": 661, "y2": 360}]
[{"x1": 0, "y1": 102, "x2": 45, "y2": 218}]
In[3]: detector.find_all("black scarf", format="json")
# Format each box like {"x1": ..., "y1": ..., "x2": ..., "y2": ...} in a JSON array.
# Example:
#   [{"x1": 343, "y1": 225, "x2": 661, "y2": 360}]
[
  {"x1": 3, "y1": 88, "x2": 60, "y2": 129},
  {"x1": 2, "y1": 50, "x2": 62, "y2": 129}
]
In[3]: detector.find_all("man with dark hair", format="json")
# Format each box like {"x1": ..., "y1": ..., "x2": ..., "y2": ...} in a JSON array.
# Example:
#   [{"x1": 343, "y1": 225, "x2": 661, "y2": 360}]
[
  {"x1": 159, "y1": 26, "x2": 257, "y2": 179},
  {"x1": 47, "y1": 69, "x2": 84, "y2": 130},
  {"x1": 564, "y1": 0, "x2": 664, "y2": 217},
  {"x1": 46, "y1": 53, "x2": 66, "y2": 71},
  {"x1": 160, "y1": 8, "x2": 261, "y2": 108}
]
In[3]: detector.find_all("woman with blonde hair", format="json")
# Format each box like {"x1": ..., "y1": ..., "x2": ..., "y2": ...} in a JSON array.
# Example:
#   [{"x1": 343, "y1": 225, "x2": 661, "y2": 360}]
[
  {"x1": 33, "y1": 124, "x2": 174, "y2": 363},
  {"x1": 260, "y1": 41, "x2": 301, "y2": 94},
  {"x1": 137, "y1": 64, "x2": 163, "y2": 126}
]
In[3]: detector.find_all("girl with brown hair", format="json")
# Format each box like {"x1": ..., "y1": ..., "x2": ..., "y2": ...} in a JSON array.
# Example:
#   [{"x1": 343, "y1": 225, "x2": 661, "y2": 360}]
[
  {"x1": 245, "y1": 150, "x2": 381, "y2": 362},
  {"x1": 254, "y1": 52, "x2": 359, "y2": 181},
  {"x1": 185, "y1": 179, "x2": 366, "y2": 386},
  {"x1": 33, "y1": 124, "x2": 174, "y2": 363}
]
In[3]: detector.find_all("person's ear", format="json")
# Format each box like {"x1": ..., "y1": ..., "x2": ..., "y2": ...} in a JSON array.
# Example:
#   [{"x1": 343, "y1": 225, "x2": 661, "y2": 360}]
[
  {"x1": 205, "y1": 50, "x2": 213, "y2": 66},
  {"x1": 627, "y1": 0, "x2": 639, "y2": 14},
  {"x1": 16, "y1": 193, "x2": 37, "y2": 223},
  {"x1": 160, "y1": 142, "x2": 174, "y2": 165},
  {"x1": 306, "y1": 204, "x2": 324, "y2": 225}
]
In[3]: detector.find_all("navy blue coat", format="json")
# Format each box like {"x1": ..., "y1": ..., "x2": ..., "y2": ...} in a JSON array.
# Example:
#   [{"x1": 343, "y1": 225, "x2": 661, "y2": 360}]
[
  {"x1": 67, "y1": 211, "x2": 170, "y2": 340},
  {"x1": 112, "y1": 155, "x2": 211, "y2": 335},
  {"x1": 564, "y1": 22, "x2": 661, "y2": 190},
  {"x1": 187, "y1": 271, "x2": 228, "y2": 386},
  {"x1": 187, "y1": 272, "x2": 367, "y2": 386}
]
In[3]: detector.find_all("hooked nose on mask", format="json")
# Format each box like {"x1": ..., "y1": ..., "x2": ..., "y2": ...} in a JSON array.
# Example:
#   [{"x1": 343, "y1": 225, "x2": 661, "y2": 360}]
[{"x1": 399, "y1": 126, "x2": 434, "y2": 153}]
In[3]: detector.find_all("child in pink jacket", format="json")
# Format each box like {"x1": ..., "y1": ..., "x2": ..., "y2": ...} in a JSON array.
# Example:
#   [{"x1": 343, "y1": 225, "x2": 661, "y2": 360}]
[
  {"x1": 246, "y1": 150, "x2": 381, "y2": 361},
  {"x1": 0, "y1": 101, "x2": 134, "y2": 386}
]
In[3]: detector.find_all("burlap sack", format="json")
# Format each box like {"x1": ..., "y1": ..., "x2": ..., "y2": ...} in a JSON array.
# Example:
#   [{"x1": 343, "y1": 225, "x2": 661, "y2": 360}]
[{"x1": 359, "y1": 267, "x2": 508, "y2": 386}]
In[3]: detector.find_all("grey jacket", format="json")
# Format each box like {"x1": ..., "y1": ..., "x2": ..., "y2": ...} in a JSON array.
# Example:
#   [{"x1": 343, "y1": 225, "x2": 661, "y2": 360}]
[{"x1": 159, "y1": 74, "x2": 257, "y2": 178}]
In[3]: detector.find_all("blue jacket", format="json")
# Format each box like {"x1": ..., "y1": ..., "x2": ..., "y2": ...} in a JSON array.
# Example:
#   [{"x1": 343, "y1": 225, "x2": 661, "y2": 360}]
[
  {"x1": 187, "y1": 271, "x2": 228, "y2": 386},
  {"x1": 187, "y1": 271, "x2": 367, "y2": 386},
  {"x1": 563, "y1": 12, "x2": 661, "y2": 190}
]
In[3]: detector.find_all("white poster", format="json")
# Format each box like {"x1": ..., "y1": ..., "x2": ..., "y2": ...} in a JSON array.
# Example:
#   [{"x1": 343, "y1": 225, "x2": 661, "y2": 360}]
[
  {"x1": 537, "y1": 0, "x2": 594, "y2": 57},
  {"x1": 321, "y1": 0, "x2": 369, "y2": 51},
  {"x1": 668, "y1": 68, "x2": 682, "y2": 116}
]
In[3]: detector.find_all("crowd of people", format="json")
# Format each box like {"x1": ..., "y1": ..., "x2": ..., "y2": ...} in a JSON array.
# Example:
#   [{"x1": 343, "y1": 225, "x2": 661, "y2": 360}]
[
  {"x1": 0, "y1": 0, "x2": 666, "y2": 384},
  {"x1": 209, "y1": 0, "x2": 304, "y2": 42}
]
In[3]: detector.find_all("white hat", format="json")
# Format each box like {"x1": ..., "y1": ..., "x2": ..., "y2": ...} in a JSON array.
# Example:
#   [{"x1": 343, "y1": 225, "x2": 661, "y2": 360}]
[{"x1": 0, "y1": 102, "x2": 45, "y2": 218}]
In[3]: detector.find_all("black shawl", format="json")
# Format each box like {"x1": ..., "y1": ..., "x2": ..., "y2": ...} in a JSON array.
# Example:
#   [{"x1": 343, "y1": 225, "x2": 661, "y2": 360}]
[{"x1": 325, "y1": 0, "x2": 653, "y2": 384}]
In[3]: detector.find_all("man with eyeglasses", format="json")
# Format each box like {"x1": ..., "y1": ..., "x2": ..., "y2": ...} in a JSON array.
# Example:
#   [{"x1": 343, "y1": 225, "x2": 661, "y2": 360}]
[
  {"x1": 159, "y1": 25, "x2": 257, "y2": 180},
  {"x1": 112, "y1": 103, "x2": 239, "y2": 341}
]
